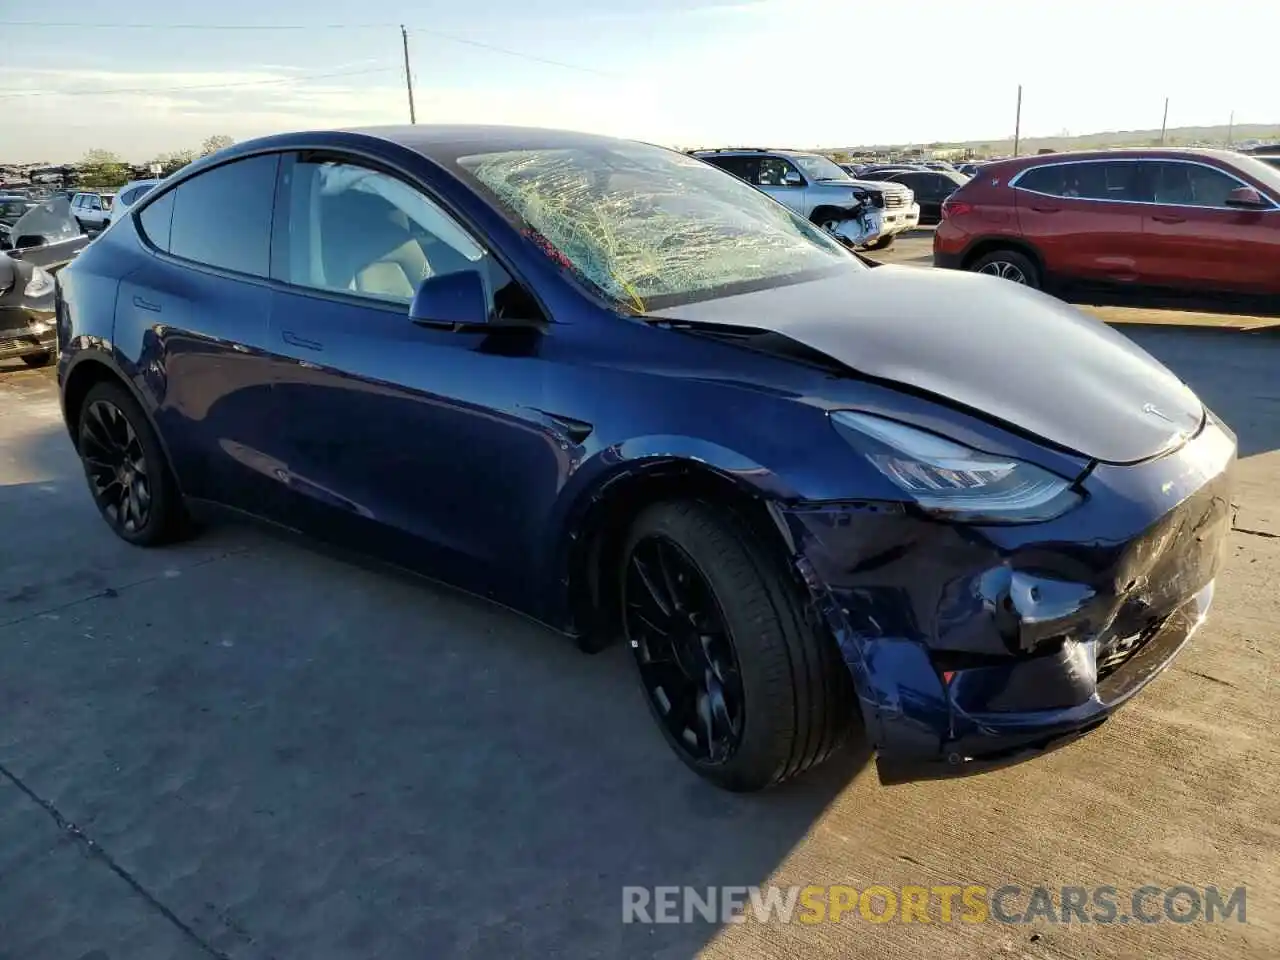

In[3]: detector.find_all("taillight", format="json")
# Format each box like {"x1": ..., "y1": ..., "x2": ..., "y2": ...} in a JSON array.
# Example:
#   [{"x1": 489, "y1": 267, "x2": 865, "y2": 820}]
[{"x1": 941, "y1": 198, "x2": 973, "y2": 219}]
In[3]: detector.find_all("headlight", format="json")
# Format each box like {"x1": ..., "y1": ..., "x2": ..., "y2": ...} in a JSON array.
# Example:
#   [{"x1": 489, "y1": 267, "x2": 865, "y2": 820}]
[
  {"x1": 24, "y1": 266, "x2": 53, "y2": 298},
  {"x1": 830, "y1": 411, "x2": 1081, "y2": 523}
]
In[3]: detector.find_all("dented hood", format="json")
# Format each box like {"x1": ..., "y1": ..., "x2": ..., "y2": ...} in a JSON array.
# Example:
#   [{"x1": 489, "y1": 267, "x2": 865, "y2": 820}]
[{"x1": 652, "y1": 265, "x2": 1204, "y2": 464}]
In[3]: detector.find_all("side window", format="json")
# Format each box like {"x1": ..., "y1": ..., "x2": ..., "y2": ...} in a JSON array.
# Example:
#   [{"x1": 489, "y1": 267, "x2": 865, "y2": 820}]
[
  {"x1": 1152, "y1": 163, "x2": 1241, "y2": 207},
  {"x1": 138, "y1": 189, "x2": 176, "y2": 251},
  {"x1": 1063, "y1": 162, "x2": 1145, "y2": 202},
  {"x1": 275, "y1": 157, "x2": 537, "y2": 320},
  {"x1": 706, "y1": 156, "x2": 757, "y2": 182},
  {"x1": 119, "y1": 188, "x2": 138, "y2": 206},
  {"x1": 167, "y1": 154, "x2": 278, "y2": 276},
  {"x1": 1015, "y1": 165, "x2": 1067, "y2": 197},
  {"x1": 756, "y1": 157, "x2": 801, "y2": 187},
  {"x1": 89, "y1": 196, "x2": 102, "y2": 211}
]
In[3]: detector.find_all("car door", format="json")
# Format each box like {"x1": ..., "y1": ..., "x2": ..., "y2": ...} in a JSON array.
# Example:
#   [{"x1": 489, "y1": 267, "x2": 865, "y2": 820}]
[
  {"x1": 753, "y1": 156, "x2": 808, "y2": 215},
  {"x1": 888, "y1": 173, "x2": 941, "y2": 221},
  {"x1": 264, "y1": 152, "x2": 567, "y2": 608},
  {"x1": 114, "y1": 154, "x2": 282, "y2": 513},
  {"x1": 1141, "y1": 160, "x2": 1280, "y2": 293},
  {"x1": 1013, "y1": 160, "x2": 1147, "y2": 283}
]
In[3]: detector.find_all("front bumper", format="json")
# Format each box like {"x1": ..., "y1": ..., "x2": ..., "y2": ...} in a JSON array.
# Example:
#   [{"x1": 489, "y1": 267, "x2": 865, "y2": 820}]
[
  {"x1": 0, "y1": 296, "x2": 56, "y2": 360},
  {"x1": 879, "y1": 202, "x2": 921, "y2": 238},
  {"x1": 785, "y1": 415, "x2": 1236, "y2": 784}
]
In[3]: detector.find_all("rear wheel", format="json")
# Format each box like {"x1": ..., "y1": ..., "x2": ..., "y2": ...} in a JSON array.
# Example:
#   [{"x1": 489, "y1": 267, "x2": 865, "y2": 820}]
[
  {"x1": 969, "y1": 248, "x2": 1040, "y2": 288},
  {"x1": 621, "y1": 501, "x2": 852, "y2": 792},
  {"x1": 76, "y1": 380, "x2": 192, "y2": 546}
]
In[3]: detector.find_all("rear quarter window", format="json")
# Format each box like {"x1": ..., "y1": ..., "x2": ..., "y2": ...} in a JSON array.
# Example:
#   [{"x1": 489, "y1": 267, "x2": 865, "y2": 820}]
[
  {"x1": 167, "y1": 154, "x2": 279, "y2": 277},
  {"x1": 138, "y1": 189, "x2": 176, "y2": 251}
]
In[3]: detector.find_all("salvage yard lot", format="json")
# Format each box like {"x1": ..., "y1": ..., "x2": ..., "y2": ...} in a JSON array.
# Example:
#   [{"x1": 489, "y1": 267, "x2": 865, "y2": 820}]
[{"x1": 1, "y1": 291, "x2": 1279, "y2": 956}]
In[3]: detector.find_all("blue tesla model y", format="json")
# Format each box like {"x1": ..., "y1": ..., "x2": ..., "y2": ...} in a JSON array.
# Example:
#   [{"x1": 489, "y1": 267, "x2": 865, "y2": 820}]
[{"x1": 55, "y1": 126, "x2": 1235, "y2": 791}]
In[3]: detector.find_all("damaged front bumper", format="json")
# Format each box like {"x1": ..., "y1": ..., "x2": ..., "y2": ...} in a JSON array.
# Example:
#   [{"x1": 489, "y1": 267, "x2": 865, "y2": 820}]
[{"x1": 783, "y1": 415, "x2": 1236, "y2": 784}]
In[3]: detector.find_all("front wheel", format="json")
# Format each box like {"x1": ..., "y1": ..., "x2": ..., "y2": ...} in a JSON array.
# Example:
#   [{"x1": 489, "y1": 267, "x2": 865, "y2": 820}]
[
  {"x1": 621, "y1": 501, "x2": 853, "y2": 791},
  {"x1": 863, "y1": 234, "x2": 896, "y2": 251},
  {"x1": 21, "y1": 351, "x2": 53, "y2": 368},
  {"x1": 969, "y1": 248, "x2": 1040, "y2": 288}
]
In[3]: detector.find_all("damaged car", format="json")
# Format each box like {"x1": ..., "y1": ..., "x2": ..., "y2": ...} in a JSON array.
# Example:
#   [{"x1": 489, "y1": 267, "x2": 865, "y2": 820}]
[
  {"x1": 691, "y1": 147, "x2": 911, "y2": 249},
  {"x1": 56, "y1": 127, "x2": 1235, "y2": 791},
  {"x1": 1, "y1": 195, "x2": 89, "y2": 271}
]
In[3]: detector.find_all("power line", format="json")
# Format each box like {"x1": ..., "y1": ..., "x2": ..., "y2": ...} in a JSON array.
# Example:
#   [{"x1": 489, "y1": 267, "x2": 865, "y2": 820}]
[
  {"x1": 0, "y1": 65, "x2": 398, "y2": 100},
  {"x1": 0, "y1": 20, "x2": 614, "y2": 77}
]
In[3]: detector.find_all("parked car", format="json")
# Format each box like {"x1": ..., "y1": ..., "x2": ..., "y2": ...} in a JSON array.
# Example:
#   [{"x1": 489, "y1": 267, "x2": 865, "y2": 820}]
[
  {"x1": 110, "y1": 179, "x2": 163, "y2": 222},
  {"x1": 956, "y1": 161, "x2": 986, "y2": 177},
  {"x1": 692, "y1": 148, "x2": 917, "y2": 248},
  {"x1": 57, "y1": 126, "x2": 1235, "y2": 791},
  {"x1": 1, "y1": 249, "x2": 57, "y2": 367},
  {"x1": 1255, "y1": 154, "x2": 1280, "y2": 171},
  {"x1": 934, "y1": 148, "x2": 1280, "y2": 294},
  {"x1": 859, "y1": 167, "x2": 970, "y2": 224},
  {"x1": 0, "y1": 195, "x2": 88, "y2": 271},
  {"x1": 70, "y1": 191, "x2": 116, "y2": 231}
]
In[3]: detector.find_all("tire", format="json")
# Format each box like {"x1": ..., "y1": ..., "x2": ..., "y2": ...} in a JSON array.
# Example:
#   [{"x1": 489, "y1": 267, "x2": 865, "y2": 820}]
[
  {"x1": 864, "y1": 234, "x2": 896, "y2": 251},
  {"x1": 21, "y1": 351, "x2": 53, "y2": 368},
  {"x1": 75, "y1": 218, "x2": 88, "y2": 234},
  {"x1": 76, "y1": 380, "x2": 192, "y2": 546},
  {"x1": 621, "y1": 501, "x2": 853, "y2": 792},
  {"x1": 968, "y1": 248, "x2": 1040, "y2": 288}
]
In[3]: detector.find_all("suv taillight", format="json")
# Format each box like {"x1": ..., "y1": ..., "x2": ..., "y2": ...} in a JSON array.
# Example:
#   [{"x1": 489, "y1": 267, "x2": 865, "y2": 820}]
[{"x1": 940, "y1": 198, "x2": 972, "y2": 219}]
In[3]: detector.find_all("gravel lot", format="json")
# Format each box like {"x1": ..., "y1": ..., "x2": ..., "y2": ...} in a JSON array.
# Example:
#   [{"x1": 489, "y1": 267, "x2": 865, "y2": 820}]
[{"x1": 1, "y1": 273, "x2": 1277, "y2": 957}]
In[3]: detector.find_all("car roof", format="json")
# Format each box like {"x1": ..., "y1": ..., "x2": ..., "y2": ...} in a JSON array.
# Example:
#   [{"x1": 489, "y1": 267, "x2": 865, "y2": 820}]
[{"x1": 992, "y1": 147, "x2": 1256, "y2": 170}]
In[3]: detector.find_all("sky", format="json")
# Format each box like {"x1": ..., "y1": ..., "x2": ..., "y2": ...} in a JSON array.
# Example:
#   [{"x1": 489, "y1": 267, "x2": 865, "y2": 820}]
[{"x1": 3, "y1": 0, "x2": 1278, "y2": 163}]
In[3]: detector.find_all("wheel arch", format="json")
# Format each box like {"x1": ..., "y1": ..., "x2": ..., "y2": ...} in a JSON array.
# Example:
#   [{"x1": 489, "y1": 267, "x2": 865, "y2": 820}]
[
  {"x1": 559, "y1": 455, "x2": 799, "y2": 652},
  {"x1": 60, "y1": 352, "x2": 184, "y2": 494},
  {"x1": 959, "y1": 236, "x2": 1046, "y2": 277}
]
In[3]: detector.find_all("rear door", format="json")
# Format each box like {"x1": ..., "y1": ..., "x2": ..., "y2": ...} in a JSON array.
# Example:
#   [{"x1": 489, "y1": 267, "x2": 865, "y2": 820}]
[
  {"x1": 114, "y1": 154, "x2": 282, "y2": 512},
  {"x1": 1013, "y1": 160, "x2": 1147, "y2": 283},
  {"x1": 1141, "y1": 160, "x2": 1280, "y2": 293}
]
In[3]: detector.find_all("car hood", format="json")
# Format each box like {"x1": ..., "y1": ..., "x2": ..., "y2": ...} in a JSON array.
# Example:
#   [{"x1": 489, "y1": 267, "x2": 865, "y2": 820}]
[{"x1": 651, "y1": 266, "x2": 1204, "y2": 464}]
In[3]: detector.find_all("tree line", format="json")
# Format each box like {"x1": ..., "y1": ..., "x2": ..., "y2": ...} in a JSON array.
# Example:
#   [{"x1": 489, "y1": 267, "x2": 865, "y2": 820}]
[{"x1": 78, "y1": 135, "x2": 236, "y2": 187}]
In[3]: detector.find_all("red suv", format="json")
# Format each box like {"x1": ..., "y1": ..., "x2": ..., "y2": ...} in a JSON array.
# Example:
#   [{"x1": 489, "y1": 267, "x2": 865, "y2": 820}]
[{"x1": 933, "y1": 149, "x2": 1280, "y2": 296}]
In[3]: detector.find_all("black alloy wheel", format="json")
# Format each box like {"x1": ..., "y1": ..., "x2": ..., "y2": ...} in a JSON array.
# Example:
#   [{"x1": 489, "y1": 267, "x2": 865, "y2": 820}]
[
  {"x1": 76, "y1": 380, "x2": 191, "y2": 545},
  {"x1": 81, "y1": 397, "x2": 152, "y2": 535},
  {"x1": 621, "y1": 501, "x2": 854, "y2": 792},
  {"x1": 625, "y1": 534, "x2": 745, "y2": 765}
]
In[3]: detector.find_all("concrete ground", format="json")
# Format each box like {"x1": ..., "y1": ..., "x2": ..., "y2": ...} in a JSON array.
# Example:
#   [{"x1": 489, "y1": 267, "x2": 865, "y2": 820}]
[{"x1": 1, "y1": 276, "x2": 1277, "y2": 957}]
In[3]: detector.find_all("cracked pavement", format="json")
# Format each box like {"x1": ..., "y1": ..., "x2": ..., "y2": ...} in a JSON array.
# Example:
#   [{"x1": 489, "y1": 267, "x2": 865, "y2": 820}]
[{"x1": 0, "y1": 318, "x2": 1277, "y2": 959}]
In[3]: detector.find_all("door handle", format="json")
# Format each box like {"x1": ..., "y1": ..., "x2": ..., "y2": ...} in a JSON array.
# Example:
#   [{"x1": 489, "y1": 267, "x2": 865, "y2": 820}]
[
  {"x1": 1030, "y1": 204, "x2": 1061, "y2": 213},
  {"x1": 132, "y1": 294, "x2": 162, "y2": 313},
  {"x1": 1152, "y1": 214, "x2": 1186, "y2": 224},
  {"x1": 281, "y1": 330, "x2": 323, "y2": 351}
]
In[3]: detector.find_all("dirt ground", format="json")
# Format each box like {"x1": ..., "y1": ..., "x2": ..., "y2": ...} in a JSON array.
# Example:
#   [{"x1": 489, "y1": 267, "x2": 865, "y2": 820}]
[{"x1": 0, "y1": 287, "x2": 1277, "y2": 957}]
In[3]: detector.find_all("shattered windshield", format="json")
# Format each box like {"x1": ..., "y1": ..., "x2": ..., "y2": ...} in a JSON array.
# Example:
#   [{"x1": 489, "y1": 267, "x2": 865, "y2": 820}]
[
  {"x1": 456, "y1": 142, "x2": 858, "y2": 311},
  {"x1": 791, "y1": 154, "x2": 853, "y2": 182},
  {"x1": 11, "y1": 196, "x2": 80, "y2": 247}
]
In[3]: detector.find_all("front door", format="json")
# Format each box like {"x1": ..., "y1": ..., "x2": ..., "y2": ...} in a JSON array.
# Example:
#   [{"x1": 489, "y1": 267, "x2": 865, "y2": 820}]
[
  {"x1": 1141, "y1": 160, "x2": 1280, "y2": 293},
  {"x1": 263, "y1": 153, "x2": 567, "y2": 608}
]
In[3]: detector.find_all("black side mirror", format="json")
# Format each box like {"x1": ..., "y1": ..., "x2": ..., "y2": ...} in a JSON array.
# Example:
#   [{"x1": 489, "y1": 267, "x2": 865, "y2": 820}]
[{"x1": 409, "y1": 270, "x2": 490, "y2": 327}]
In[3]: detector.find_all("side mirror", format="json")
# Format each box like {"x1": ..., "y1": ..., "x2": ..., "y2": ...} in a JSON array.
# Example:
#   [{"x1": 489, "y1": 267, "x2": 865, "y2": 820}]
[
  {"x1": 1225, "y1": 186, "x2": 1268, "y2": 209},
  {"x1": 782, "y1": 171, "x2": 804, "y2": 187},
  {"x1": 409, "y1": 270, "x2": 490, "y2": 327}
]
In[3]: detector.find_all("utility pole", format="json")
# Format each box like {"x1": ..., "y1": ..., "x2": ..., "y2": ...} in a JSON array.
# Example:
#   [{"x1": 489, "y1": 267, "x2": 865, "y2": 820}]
[
  {"x1": 1013, "y1": 84, "x2": 1022, "y2": 157},
  {"x1": 1227, "y1": 110, "x2": 1234, "y2": 147},
  {"x1": 401, "y1": 25, "x2": 417, "y2": 124},
  {"x1": 1160, "y1": 97, "x2": 1169, "y2": 145}
]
